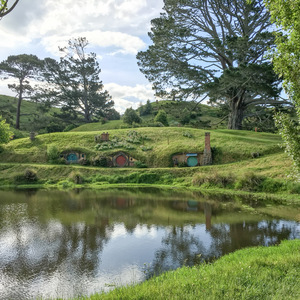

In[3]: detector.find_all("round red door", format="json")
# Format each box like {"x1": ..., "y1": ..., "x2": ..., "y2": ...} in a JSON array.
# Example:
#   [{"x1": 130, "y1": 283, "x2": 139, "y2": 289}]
[{"x1": 116, "y1": 155, "x2": 127, "y2": 167}]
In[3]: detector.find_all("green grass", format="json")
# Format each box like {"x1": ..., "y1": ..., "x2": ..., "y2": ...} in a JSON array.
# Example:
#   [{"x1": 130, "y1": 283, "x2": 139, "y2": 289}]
[
  {"x1": 71, "y1": 120, "x2": 126, "y2": 131},
  {"x1": 84, "y1": 239, "x2": 300, "y2": 300},
  {"x1": 0, "y1": 127, "x2": 282, "y2": 166},
  {"x1": 0, "y1": 126, "x2": 296, "y2": 195},
  {"x1": 0, "y1": 94, "x2": 61, "y2": 132}
]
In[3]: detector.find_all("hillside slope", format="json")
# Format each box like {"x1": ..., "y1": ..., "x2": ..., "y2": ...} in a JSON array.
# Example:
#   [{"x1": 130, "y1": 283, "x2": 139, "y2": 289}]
[{"x1": 0, "y1": 127, "x2": 282, "y2": 167}]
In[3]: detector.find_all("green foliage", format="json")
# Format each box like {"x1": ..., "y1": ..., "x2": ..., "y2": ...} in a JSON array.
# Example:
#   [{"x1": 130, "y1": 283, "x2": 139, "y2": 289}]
[
  {"x1": 92, "y1": 156, "x2": 108, "y2": 167},
  {"x1": 123, "y1": 107, "x2": 142, "y2": 125},
  {"x1": 41, "y1": 37, "x2": 114, "y2": 123},
  {"x1": 63, "y1": 124, "x2": 77, "y2": 132},
  {"x1": 14, "y1": 168, "x2": 38, "y2": 184},
  {"x1": 47, "y1": 144, "x2": 59, "y2": 163},
  {"x1": 265, "y1": 0, "x2": 300, "y2": 179},
  {"x1": 234, "y1": 172, "x2": 266, "y2": 192},
  {"x1": 92, "y1": 240, "x2": 300, "y2": 300},
  {"x1": 193, "y1": 172, "x2": 236, "y2": 188},
  {"x1": 0, "y1": 116, "x2": 12, "y2": 144},
  {"x1": 154, "y1": 110, "x2": 168, "y2": 126},
  {"x1": 0, "y1": 0, "x2": 19, "y2": 18},
  {"x1": 69, "y1": 171, "x2": 84, "y2": 184},
  {"x1": 182, "y1": 131, "x2": 194, "y2": 138},
  {"x1": 134, "y1": 161, "x2": 148, "y2": 168},
  {"x1": 0, "y1": 54, "x2": 43, "y2": 129},
  {"x1": 95, "y1": 131, "x2": 150, "y2": 152},
  {"x1": 140, "y1": 99, "x2": 153, "y2": 116},
  {"x1": 137, "y1": 0, "x2": 283, "y2": 130}
]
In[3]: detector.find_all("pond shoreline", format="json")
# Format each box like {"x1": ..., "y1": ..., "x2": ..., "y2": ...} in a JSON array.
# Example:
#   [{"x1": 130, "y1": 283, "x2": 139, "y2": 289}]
[
  {"x1": 1, "y1": 182, "x2": 300, "y2": 206},
  {"x1": 94, "y1": 239, "x2": 300, "y2": 300}
]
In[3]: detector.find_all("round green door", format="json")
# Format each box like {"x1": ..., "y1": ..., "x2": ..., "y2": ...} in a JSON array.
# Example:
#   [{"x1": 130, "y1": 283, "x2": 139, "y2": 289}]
[{"x1": 187, "y1": 156, "x2": 198, "y2": 167}]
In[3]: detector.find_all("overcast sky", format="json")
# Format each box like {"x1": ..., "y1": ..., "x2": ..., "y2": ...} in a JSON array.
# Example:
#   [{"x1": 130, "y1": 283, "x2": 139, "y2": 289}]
[{"x1": 0, "y1": 0, "x2": 165, "y2": 113}]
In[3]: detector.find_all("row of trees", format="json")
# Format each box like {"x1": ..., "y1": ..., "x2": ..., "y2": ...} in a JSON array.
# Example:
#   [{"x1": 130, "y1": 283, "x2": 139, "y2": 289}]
[
  {"x1": 0, "y1": 38, "x2": 118, "y2": 130},
  {"x1": 137, "y1": 0, "x2": 290, "y2": 130}
]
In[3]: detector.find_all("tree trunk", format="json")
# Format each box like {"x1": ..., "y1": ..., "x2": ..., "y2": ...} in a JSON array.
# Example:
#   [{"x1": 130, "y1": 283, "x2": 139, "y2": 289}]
[
  {"x1": 15, "y1": 80, "x2": 23, "y2": 130},
  {"x1": 227, "y1": 95, "x2": 244, "y2": 130}
]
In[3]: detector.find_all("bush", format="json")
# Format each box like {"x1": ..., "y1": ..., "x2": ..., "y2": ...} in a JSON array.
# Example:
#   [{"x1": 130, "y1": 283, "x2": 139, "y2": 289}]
[
  {"x1": 14, "y1": 169, "x2": 38, "y2": 184},
  {"x1": 134, "y1": 161, "x2": 148, "y2": 168},
  {"x1": 93, "y1": 156, "x2": 108, "y2": 167},
  {"x1": 47, "y1": 144, "x2": 59, "y2": 163},
  {"x1": 235, "y1": 172, "x2": 266, "y2": 192},
  {"x1": 123, "y1": 108, "x2": 142, "y2": 125},
  {"x1": 69, "y1": 171, "x2": 84, "y2": 184},
  {"x1": 138, "y1": 173, "x2": 160, "y2": 184},
  {"x1": 154, "y1": 110, "x2": 169, "y2": 126},
  {"x1": 193, "y1": 172, "x2": 235, "y2": 188}
]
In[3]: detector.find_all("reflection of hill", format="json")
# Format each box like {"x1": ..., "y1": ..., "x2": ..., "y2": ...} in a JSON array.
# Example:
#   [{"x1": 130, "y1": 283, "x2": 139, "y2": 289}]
[{"x1": 0, "y1": 188, "x2": 298, "y2": 299}]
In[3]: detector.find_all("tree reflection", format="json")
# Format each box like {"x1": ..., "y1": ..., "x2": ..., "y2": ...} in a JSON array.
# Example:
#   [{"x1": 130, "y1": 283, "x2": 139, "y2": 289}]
[{"x1": 146, "y1": 225, "x2": 206, "y2": 279}]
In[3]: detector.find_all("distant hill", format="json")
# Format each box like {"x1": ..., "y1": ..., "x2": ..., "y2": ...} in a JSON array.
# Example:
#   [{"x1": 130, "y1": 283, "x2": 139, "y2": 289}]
[
  {"x1": 0, "y1": 94, "x2": 64, "y2": 135},
  {"x1": 72, "y1": 100, "x2": 226, "y2": 132}
]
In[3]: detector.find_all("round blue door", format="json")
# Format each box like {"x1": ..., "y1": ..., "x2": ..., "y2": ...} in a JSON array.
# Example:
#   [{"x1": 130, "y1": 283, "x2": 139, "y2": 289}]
[{"x1": 67, "y1": 153, "x2": 78, "y2": 163}]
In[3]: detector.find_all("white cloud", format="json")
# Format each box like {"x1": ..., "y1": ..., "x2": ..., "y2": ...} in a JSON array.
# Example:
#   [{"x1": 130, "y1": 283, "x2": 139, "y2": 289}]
[
  {"x1": 0, "y1": 0, "x2": 164, "y2": 109},
  {"x1": 104, "y1": 83, "x2": 155, "y2": 113},
  {"x1": 41, "y1": 31, "x2": 146, "y2": 57}
]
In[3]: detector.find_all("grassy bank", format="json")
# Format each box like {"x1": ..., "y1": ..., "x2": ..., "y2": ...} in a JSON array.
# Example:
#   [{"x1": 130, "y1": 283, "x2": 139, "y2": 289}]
[
  {"x1": 84, "y1": 239, "x2": 300, "y2": 300},
  {"x1": 1, "y1": 151, "x2": 299, "y2": 198},
  {"x1": 0, "y1": 127, "x2": 298, "y2": 197}
]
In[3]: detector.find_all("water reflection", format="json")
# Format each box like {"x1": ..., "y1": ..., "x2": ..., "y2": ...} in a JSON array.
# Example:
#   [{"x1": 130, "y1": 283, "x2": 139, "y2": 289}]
[{"x1": 0, "y1": 188, "x2": 299, "y2": 299}]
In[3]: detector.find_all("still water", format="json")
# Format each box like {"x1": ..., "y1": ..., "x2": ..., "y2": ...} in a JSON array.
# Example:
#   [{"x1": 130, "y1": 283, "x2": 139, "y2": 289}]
[{"x1": 0, "y1": 188, "x2": 299, "y2": 299}]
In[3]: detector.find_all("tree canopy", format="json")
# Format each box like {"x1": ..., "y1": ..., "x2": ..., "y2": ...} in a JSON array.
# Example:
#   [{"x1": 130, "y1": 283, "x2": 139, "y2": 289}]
[
  {"x1": 137, "y1": 0, "x2": 284, "y2": 129},
  {"x1": 0, "y1": 54, "x2": 43, "y2": 129},
  {"x1": 123, "y1": 107, "x2": 142, "y2": 125},
  {"x1": 265, "y1": 0, "x2": 300, "y2": 178},
  {"x1": 0, "y1": 0, "x2": 19, "y2": 19},
  {"x1": 41, "y1": 37, "x2": 114, "y2": 123}
]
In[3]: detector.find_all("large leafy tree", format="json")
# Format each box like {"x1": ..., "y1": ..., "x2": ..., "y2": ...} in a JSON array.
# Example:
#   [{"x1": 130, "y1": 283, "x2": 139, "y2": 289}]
[
  {"x1": 0, "y1": 0, "x2": 19, "y2": 19},
  {"x1": 137, "y1": 0, "x2": 284, "y2": 129},
  {"x1": 41, "y1": 37, "x2": 114, "y2": 123},
  {"x1": 264, "y1": 0, "x2": 300, "y2": 178},
  {"x1": 0, "y1": 54, "x2": 43, "y2": 129}
]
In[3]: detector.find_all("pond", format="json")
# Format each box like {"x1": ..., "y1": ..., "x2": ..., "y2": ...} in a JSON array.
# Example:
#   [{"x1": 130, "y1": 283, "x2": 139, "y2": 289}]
[{"x1": 0, "y1": 188, "x2": 299, "y2": 300}]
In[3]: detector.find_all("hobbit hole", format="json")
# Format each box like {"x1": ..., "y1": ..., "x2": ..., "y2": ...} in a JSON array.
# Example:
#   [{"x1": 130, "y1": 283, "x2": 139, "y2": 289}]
[{"x1": 172, "y1": 132, "x2": 212, "y2": 167}]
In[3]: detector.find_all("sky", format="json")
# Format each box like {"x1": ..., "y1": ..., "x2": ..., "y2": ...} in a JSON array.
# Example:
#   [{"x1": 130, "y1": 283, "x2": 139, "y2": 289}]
[{"x1": 0, "y1": 0, "x2": 165, "y2": 113}]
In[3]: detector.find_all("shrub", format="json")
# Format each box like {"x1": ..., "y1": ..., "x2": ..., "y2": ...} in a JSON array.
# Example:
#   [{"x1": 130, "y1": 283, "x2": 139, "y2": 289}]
[
  {"x1": 261, "y1": 178, "x2": 284, "y2": 193},
  {"x1": 24, "y1": 169, "x2": 38, "y2": 182},
  {"x1": 138, "y1": 173, "x2": 160, "y2": 184},
  {"x1": 235, "y1": 172, "x2": 266, "y2": 192},
  {"x1": 123, "y1": 108, "x2": 142, "y2": 125},
  {"x1": 178, "y1": 161, "x2": 188, "y2": 167},
  {"x1": 47, "y1": 144, "x2": 59, "y2": 163},
  {"x1": 14, "y1": 169, "x2": 38, "y2": 184},
  {"x1": 193, "y1": 172, "x2": 235, "y2": 188},
  {"x1": 154, "y1": 110, "x2": 169, "y2": 126},
  {"x1": 69, "y1": 171, "x2": 84, "y2": 184},
  {"x1": 134, "y1": 161, "x2": 148, "y2": 168},
  {"x1": 93, "y1": 156, "x2": 108, "y2": 167}
]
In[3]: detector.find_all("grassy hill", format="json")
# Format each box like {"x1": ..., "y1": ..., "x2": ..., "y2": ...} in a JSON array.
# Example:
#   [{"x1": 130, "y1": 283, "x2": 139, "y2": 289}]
[
  {"x1": 0, "y1": 127, "x2": 282, "y2": 166},
  {"x1": 0, "y1": 94, "x2": 64, "y2": 133},
  {"x1": 71, "y1": 100, "x2": 226, "y2": 132}
]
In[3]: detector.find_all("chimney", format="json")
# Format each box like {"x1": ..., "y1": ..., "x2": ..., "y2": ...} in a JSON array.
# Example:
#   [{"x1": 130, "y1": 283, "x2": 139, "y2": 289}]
[
  {"x1": 203, "y1": 132, "x2": 212, "y2": 165},
  {"x1": 101, "y1": 132, "x2": 109, "y2": 141}
]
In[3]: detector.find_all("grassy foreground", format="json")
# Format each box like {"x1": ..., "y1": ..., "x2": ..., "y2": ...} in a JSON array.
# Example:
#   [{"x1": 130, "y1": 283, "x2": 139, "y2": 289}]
[{"x1": 84, "y1": 239, "x2": 300, "y2": 300}]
